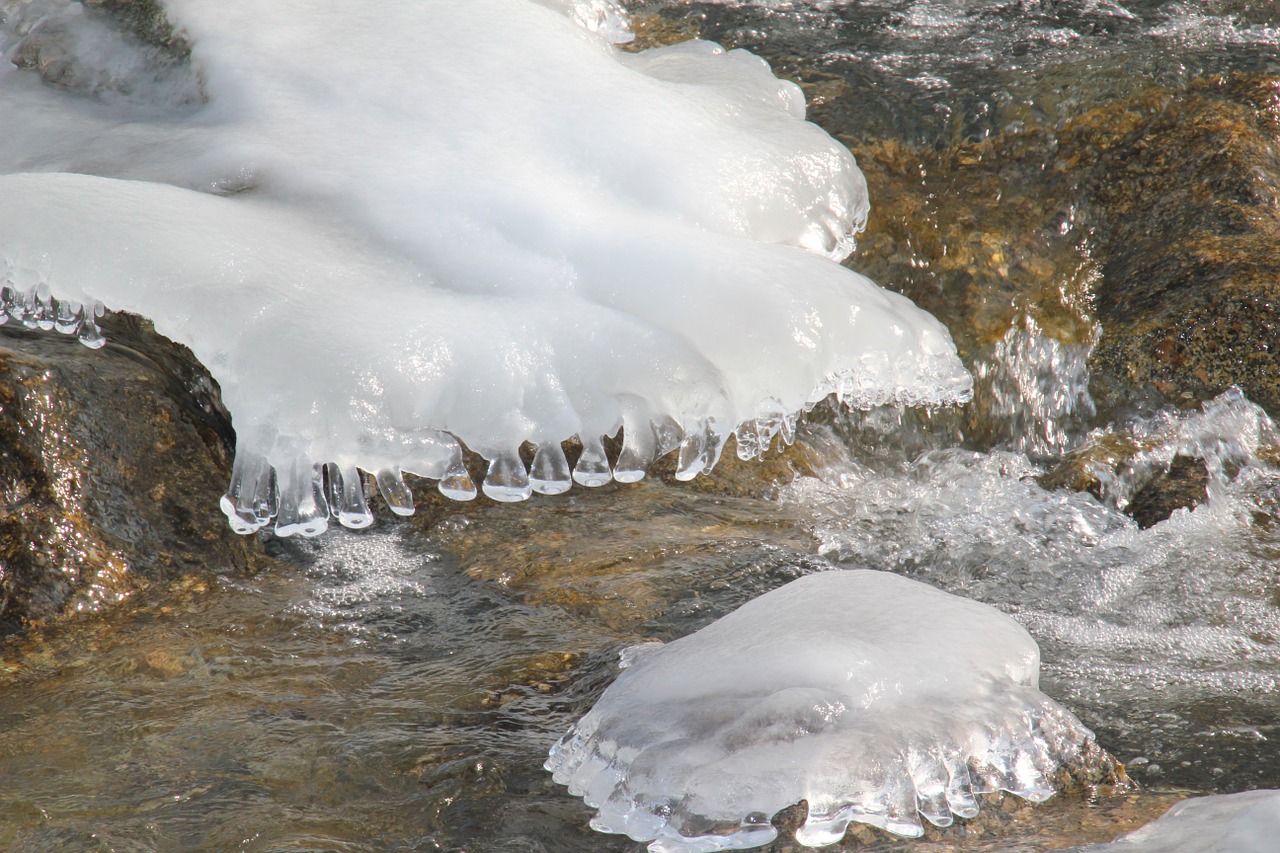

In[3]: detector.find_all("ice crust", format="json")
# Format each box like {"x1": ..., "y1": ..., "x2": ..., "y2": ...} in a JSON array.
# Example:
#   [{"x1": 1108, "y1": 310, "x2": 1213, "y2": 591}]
[
  {"x1": 546, "y1": 570, "x2": 1096, "y2": 852},
  {"x1": 1059, "y1": 790, "x2": 1280, "y2": 853},
  {"x1": 0, "y1": 0, "x2": 970, "y2": 534}
]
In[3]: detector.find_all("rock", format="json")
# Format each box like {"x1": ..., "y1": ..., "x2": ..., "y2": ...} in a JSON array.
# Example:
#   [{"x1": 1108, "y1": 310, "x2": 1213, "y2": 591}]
[
  {"x1": 844, "y1": 73, "x2": 1280, "y2": 424},
  {"x1": 1124, "y1": 455, "x2": 1210, "y2": 529},
  {"x1": 1037, "y1": 435, "x2": 1210, "y2": 528},
  {"x1": 1, "y1": 0, "x2": 196, "y2": 100},
  {"x1": 1072, "y1": 75, "x2": 1280, "y2": 417},
  {"x1": 0, "y1": 314, "x2": 261, "y2": 636}
]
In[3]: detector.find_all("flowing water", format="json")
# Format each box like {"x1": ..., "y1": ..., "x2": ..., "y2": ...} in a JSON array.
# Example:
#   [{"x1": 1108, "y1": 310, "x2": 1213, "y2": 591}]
[{"x1": 2, "y1": 1, "x2": 1280, "y2": 851}]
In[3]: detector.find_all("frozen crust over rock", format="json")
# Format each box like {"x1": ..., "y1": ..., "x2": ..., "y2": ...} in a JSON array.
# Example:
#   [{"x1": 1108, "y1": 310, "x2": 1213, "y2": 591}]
[
  {"x1": 0, "y1": 0, "x2": 971, "y2": 534},
  {"x1": 1060, "y1": 790, "x2": 1280, "y2": 853},
  {"x1": 546, "y1": 570, "x2": 1098, "y2": 852}
]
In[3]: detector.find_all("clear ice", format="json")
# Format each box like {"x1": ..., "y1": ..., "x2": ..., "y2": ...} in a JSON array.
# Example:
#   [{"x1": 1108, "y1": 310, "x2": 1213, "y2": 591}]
[
  {"x1": 0, "y1": 0, "x2": 971, "y2": 534},
  {"x1": 1057, "y1": 790, "x2": 1280, "y2": 853},
  {"x1": 545, "y1": 570, "x2": 1097, "y2": 852}
]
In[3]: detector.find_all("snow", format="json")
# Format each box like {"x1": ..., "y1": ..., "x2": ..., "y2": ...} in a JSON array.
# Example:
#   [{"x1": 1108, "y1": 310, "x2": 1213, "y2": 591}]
[{"x1": 0, "y1": 0, "x2": 970, "y2": 532}]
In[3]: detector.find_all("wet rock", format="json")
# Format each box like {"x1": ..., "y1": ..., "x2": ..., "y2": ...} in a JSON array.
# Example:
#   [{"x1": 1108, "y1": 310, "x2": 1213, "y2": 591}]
[
  {"x1": 2, "y1": 0, "x2": 196, "y2": 100},
  {"x1": 845, "y1": 74, "x2": 1280, "y2": 424},
  {"x1": 1124, "y1": 455, "x2": 1210, "y2": 529},
  {"x1": 1038, "y1": 433, "x2": 1211, "y2": 529},
  {"x1": 0, "y1": 314, "x2": 260, "y2": 636},
  {"x1": 79, "y1": 0, "x2": 187, "y2": 55},
  {"x1": 1072, "y1": 75, "x2": 1280, "y2": 417}
]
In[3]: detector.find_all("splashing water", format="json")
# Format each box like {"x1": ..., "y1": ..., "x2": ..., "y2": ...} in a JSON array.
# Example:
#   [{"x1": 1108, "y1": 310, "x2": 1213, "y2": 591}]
[
  {"x1": 785, "y1": 389, "x2": 1280, "y2": 790},
  {"x1": 547, "y1": 570, "x2": 1100, "y2": 852},
  {"x1": 974, "y1": 314, "x2": 1097, "y2": 460},
  {"x1": 0, "y1": 0, "x2": 970, "y2": 536}
]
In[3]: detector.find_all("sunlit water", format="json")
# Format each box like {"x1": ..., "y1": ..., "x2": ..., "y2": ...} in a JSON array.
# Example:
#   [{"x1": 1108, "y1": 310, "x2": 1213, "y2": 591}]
[
  {"x1": 632, "y1": 0, "x2": 1280, "y2": 145},
  {"x1": 2, "y1": 0, "x2": 1280, "y2": 851}
]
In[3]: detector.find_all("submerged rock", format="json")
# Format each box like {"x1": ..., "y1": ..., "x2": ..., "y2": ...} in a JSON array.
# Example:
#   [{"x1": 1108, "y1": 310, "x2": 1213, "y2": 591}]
[
  {"x1": 1057, "y1": 789, "x2": 1280, "y2": 853},
  {"x1": 1077, "y1": 75, "x2": 1280, "y2": 418},
  {"x1": 0, "y1": 315, "x2": 259, "y2": 636}
]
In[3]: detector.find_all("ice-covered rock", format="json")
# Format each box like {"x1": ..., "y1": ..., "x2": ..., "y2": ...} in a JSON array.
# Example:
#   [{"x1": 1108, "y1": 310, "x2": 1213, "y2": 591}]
[
  {"x1": 0, "y1": 0, "x2": 970, "y2": 535},
  {"x1": 546, "y1": 569, "x2": 1098, "y2": 851},
  {"x1": 1057, "y1": 790, "x2": 1280, "y2": 853}
]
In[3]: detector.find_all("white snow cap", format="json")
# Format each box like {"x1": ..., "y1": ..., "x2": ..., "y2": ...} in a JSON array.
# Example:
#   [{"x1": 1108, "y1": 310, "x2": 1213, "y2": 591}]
[
  {"x1": 547, "y1": 569, "x2": 1097, "y2": 851},
  {"x1": 0, "y1": 0, "x2": 970, "y2": 533}
]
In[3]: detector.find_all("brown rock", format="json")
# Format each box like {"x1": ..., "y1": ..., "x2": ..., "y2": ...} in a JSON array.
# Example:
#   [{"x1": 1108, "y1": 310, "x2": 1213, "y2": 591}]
[{"x1": 0, "y1": 314, "x2": 260, "y2": 636}]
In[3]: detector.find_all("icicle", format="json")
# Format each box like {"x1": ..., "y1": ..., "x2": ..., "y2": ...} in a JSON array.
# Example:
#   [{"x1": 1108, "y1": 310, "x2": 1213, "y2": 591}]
[
  {"x1": 274, "y1": 459, "x2": 329, "y2": 537},
  {"x1": 912, "y1": 760, "x2": 953, "y2": 827},
  {"x1": 375, "y1": 466, "x2": 416, "y2": 515},
  {"x1": 675, "y1": 417, "x2": 716, "y2": 479},
  {"x1": 733, "y1": 419, "x2": 763, "y2": 461},
  {"x1": 530, "y1": 441, "x2": 572, "y2": 495},
  {"x1": 54, "y1": 298, "x2": 83, "y2": 334},
  {"x1": 944, "y1": 756, "x2": 979, "y2": 818},
  {"x1": 614, "y1": 417, "x2": 654, "y2": 483},
  {"x1": 325, "y1": 462, "x2": 373, "y2": 529},
  {"x1": 437, "y1": 442, "x2": 477, "y2": 501},
  {"x1": 653, "y1": 416, "x2": 683, "y2": 457},
  {"x1": 77, "y1": 320, "x2": 106, "y2": 349},
  {"x1": 572, "y1": 434, "x2": 612, "y2": 487},
  {"x1": 796, "y1": 808, "x2": 853, "y2": 847},
  {"x1": 483, "y1": 449, "x2": 533, "y2": 502},
  {"x1": 11, "y1": 285, "x2": 33, "y2": 325},
  {"x1": 220, "y1": 448, "x2": 272, "y2": 534},
  {"x1": 33, "y1": 285, "x2": 55, "y2": 331},
  {"x1": 779, "y1": 410, "x2": 798, "y2": 446}
]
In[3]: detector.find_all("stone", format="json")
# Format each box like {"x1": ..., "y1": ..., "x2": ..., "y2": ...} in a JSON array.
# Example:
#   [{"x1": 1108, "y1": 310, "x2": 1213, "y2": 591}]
[{"x1": 0, "y1": 314, "x2": 261, "y2": 636}]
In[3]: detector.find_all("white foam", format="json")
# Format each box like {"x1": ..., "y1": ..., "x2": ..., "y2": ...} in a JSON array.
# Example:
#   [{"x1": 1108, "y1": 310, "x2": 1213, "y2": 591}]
[
  {"x1": 546, "y1": 569, "x2": 1097, "y2": 851},
  {"x1": 0, "y1": 0, "x2": 970, "y2": 532}
]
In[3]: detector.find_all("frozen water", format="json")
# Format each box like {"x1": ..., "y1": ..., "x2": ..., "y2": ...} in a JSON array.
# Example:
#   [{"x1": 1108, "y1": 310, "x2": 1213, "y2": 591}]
[
  {"x1": 0, "y1": 0, "x2": 970, "y2": 533},
  {"x1": 546, "y1": 569, "x2": 1097, "y2": 851},
  {"x1": 1057, "y1": 790, "x2": 1280, "y2": 853}
]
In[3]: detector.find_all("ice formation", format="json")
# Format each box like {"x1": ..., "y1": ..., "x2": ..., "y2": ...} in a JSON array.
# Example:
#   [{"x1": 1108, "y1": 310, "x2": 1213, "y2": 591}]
[
  {"x1": 0, "y1": 0, "x2": 970, "y2": 535},
  {"x1": 1059, "y1": 790, "x2": 1280, "y2": 853},
  {"x1": 546, "y1": 569, "x2": 1097, "y2": 851}
]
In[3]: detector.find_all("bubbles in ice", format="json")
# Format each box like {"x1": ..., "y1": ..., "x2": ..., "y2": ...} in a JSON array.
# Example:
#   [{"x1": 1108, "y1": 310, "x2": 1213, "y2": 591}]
[
  {"x1": 0, "y1": 0, "x2": 971, "y2": 535},
  {"x1": 1057, "y1": 790, "x2": 1280, "y2": 853},
  {"x1": 546, "y1": 570, "x2": 1098, "y2": 851}
]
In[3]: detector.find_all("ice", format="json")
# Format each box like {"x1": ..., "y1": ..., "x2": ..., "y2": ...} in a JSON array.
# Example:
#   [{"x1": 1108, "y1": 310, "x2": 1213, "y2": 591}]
[
  {"x1": 1057, "y1": 790, "x2": 1280, "y2": 853},
  {"x1": 0, "y1": 0, "x2": 970, "y2": 535},
  {"x1": 546, "y1": 570, "x2": 1097, "y2": 851}
]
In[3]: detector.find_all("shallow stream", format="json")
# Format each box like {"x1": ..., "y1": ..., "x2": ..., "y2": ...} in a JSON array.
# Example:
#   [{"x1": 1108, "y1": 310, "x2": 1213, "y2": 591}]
[{"x1": 2, "y1": 1, "x2": 1279, "y2": 851}]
